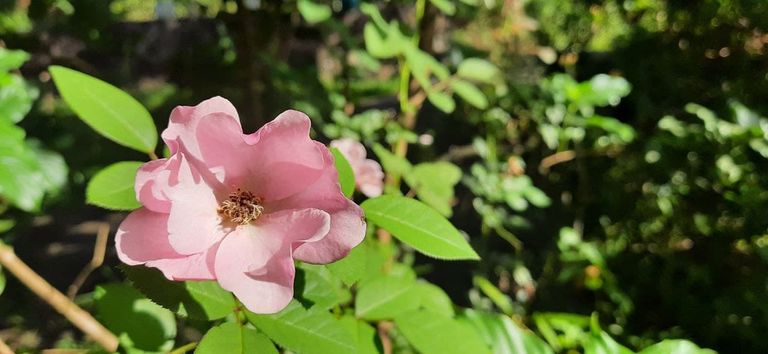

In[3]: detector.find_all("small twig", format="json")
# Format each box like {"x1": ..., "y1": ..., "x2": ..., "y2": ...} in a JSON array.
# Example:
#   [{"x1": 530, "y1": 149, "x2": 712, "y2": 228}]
[
  {"x1": 168, "y1": 342, "x2": 198, "y2": 354},
  {"x1": 438, "y1": 144, "x2": 478, "y2": 162},
  {"x1": 377, "y1": 321, "x2": 394, "y2": 354},
  {"x1": 0, "y1": 242, "x2": 118, "y2": 352},
  {"x1": 0, "y1": 336, "x2": 13, "y2": 354},
  {"x1": 67, "y1": 223, "x2": 110, "y2": 299},
  {"x1": 538, "y1": 150, "x2": 576, "y2": 174},
  {"x1": 495, "y1": 226, "x2": 523, "y2": 252}
]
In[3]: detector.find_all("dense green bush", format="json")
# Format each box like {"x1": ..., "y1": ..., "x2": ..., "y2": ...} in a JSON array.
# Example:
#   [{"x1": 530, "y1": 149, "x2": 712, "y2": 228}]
[{"x1": 0, "y1": 0, "x2": 766, "y2": 353}]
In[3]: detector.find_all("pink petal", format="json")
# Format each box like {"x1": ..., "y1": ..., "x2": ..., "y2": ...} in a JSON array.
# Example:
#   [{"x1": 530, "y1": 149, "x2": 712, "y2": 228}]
[
  {"x1": 135, "y1": 158, "x2": 177, "y2": 213},
  {"x1": 270, "y1": 148, "x2": 366, "y2": 263},
  {"x1": 293, "y1": 199, "x2": 366, "y2": 263},
  {"x1": 330, "y1": 138, "x2": 384, "y2": 198},
  {"x1": 162, "y1": 96, "x2": 241, "y2": 158},
  {"x1": 214, "y1": 208, "x2": 331, "y2": 313},
  {"x1": 116, "y1": 208, "x2": 215, "y2": 280},
  {"x1": 165, "y1": 151, "x2": 228, "y2": 255},
  {"x1": 189, "y1": 111, "x2": 326, "y2": 202},
  {"x1": 356, "y1": 159, "x2": 384, "y2": 198},
  {"x1": 242, "y1": 111, "x2": 326, "y2": 201},
  {"x1": 330, "y1": 138, "x2": 367, "y2": 162}
]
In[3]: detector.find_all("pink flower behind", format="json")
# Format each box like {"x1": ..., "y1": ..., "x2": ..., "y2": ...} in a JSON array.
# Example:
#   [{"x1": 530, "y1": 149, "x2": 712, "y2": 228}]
[
  {"x1": 330, "y1": 138, "x2": 384, "y2": 198},
  {"x1": 116, "y1": 97, "x2": 366, "y2": 314}
]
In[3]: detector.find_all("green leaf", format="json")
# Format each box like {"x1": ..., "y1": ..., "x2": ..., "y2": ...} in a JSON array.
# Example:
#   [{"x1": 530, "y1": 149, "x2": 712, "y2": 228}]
[
  {"x1": 363, "y1": 23, "x2": 401, "y2": 59},
  {"x1": 451, "y1": 79, "x2": 489, "y2": 109},
  {"x1": 197, "y1": 322, "x2": 278, "y2": 354},
  {"x1": 340, "y1": 316, "x2": 381, "y2": 354},
  {"x1": 396, "y1": 309, "x2": 492, "y2": 354},
  {"x1": 94, "y1": 283, "x2": 176, "y2": 353},
  {"x1": 405, "y1": 162, "x2": 462, "y2": 217},
  {"x1": 0, "y1": 48, "x2": 30, "y2": 72},
  {"x1": 327, "y1": 242, "x2": 367, "y2": 286},
  {"x1": 427, "y1": 91, "x2": 456, "y2": 113},
  {"x1": 122, "y1": 265, "x2": 235, "y2": 321},
  {"x1": 0, "y1": 122, "x2": 45, "y2": 212},
  {"x1": 638, "y1": 340, "x2": 716, "y2": 354},
  {"x1": 362, "y1": 195, "x2": 480, "y2": 260},
  {"x1": 414, "y1": 282, "x2": 454, "y2": 317},
  {"x1": 49, "y1": 66, "x2": 158, "y2": 153},
  {"x1": 298, "y1": 0, "x2": 332, "y2": 24},
  {"x1": 372, "y1": 143, "x2": 412, "y2": 177},
  {"x1": 473, "y1": 276, "x2": 514, "y2": 315},
  {"x1": 355, "y1": 275, "x2": 420, "y2": 320},
  {"x1": 461, "y1": 309, "x2": 553, "y2": 354},
  {"x1": 247, "y1": 300, "x2": 356, "y2": 354},
  {"x1": 429, "y1": 0, "x2": 456, "y2": 15},
  {"x1": 585, "y1": 115, "x2": 636, "y2": 143},
  {"x1": 0, "y1": 74, "x2": 38, "y2": 123},
  {"x1": 296, "y1": 264, "x2": 350, "y2": 310},
  {"x1": 585, "y1": 315, "x2": 633, "y2": 354},
  {"x1": 28, "y1": 141, "x2": 68, "y2": 195},
  {"x1": 86, "y1": 161, "x2": 142, "y2": 210},
  {"x1": 457, "y1": 58, "x2": 502, "y2": 84},
  {"x1": 331, "y1": 147, "x2": 356, "y2": 198}
]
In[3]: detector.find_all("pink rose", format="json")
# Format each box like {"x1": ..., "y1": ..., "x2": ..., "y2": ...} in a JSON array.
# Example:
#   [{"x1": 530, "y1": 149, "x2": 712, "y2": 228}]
[
  {"x1": 116, "y1": 97, "x2": 366, "y2": 314},
  {"x1": 330, "y1": 138, "x2": 384, "y2": 198}
]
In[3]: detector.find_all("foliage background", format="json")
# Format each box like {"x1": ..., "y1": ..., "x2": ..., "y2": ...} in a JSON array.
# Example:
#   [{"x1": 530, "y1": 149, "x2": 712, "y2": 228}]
[{"x1": 1, "y1": 0, "x2": 767, "y2": 353}]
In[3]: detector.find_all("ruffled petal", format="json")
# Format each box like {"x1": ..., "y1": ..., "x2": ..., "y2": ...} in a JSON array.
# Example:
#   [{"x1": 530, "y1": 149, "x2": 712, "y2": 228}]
[
  {"x1": 270, "y1": 148, "x2": 366, "y2": 264},
  {"x1": 243, "y1": 111, "x2": 326, "y2": 201},
  {"x1": 116, "y1": 208, "x2": 215, "y2": 280},
  {"x1": 216, "y1": 241, "x2": 295, "y2": 314},
  {"x1": 135, "y1": 158, "x2": 177, "y2": 213},
  {"x1": 214, "y1": 208, "x2": 329, "y2": 313},
  {"x1": 162, "y1": 96, "x2": 241, "y2": 157}
]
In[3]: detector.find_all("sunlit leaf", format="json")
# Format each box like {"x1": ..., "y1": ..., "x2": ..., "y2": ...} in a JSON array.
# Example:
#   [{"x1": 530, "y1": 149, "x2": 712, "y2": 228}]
[
  {"x1": 638, "y1": 340, "x2": 716, "y2": 354},
  {"x1": 362, "y1": 195, "x2": 480, "y2": 260},
  {"x1": 327, "y1": 242, "x2": 367, "y2": 286},
  {"x1": 86, "y1": 161, "x2": 142, "y2": 210},
  {"x1": 457, "y1": 58, "x2": 502, "y2": 84},
  {"x1": 331, "y1": 147, "x2": 356, "y2": 198},
  {"x1": 461, "y1": 309, "x2": 553, "y2": 354},
  {"x1": 451, "y1": 79, "x2": 489, "y2": 109},
  {"x1": 413, "y1": 282, "x2": 454, "y2": 317},
  {"x1": 298, "y1": 0, "x2": 332, "y2": 24},
  {"x1": 247, "y1": 300, "x2": 356, "y2": 354},
  {"x1": 428, "y1": 91, "x2": 456, "y2": 113},
  {"x1": 49, "y1": 66, "x2": 158, "y2": 153},
  {"x1": 340, "y1": 316, "x2": 381, "y2": 354},
  {"x1": 197, "y1": 322, "x2": 277, "y2": 354},
  {"x1": 94, "y1": 283, "x2": 176, "y2": 353},
  {"x1": 396, "y1": 309, "x2": 492, "y2": 354},
  {"x1": 355, "y1": 275, "x2": 420, "y2": 320}
]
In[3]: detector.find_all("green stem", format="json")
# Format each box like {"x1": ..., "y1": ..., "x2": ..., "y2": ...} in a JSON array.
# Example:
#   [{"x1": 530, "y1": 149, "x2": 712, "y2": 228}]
[{"x1": 168, "y1": 342, "x2": 198, "y2": 354}]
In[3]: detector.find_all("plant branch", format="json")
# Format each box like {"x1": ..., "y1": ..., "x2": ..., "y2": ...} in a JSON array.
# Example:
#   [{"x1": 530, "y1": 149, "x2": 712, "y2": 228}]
[
  {"x1": 168, "y1": 342, "x2": 198, "y2": 354},
  {"x1": 67, "y1": 223, "x2": 109, "y2": 299},
  {"x1": 0, "y1": 241, "x2": 118, "y2": 352}
]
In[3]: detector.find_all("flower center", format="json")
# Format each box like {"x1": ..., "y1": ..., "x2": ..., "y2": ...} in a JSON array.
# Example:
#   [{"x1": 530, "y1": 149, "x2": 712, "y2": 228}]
[{"x1": 217, "y1": 189, "x2": 264, "y2": 225}]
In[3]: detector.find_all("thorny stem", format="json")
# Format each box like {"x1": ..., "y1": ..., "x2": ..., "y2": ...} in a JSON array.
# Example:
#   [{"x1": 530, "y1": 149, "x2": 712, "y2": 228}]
[{"x1": 0, "y1": 241, "x2": 118, "y2": 352}]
